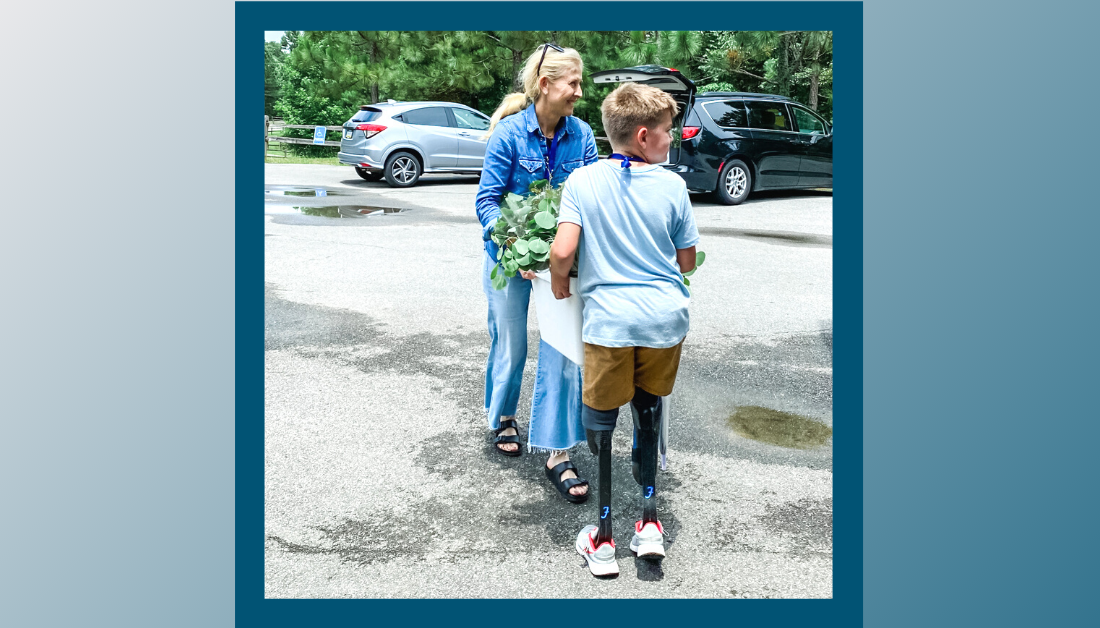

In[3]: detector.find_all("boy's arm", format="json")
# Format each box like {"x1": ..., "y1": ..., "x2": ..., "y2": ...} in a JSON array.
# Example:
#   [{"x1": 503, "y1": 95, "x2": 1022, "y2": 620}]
[
  {"x1": 676, "y1": 246, "x2": 697, "y2": 275},
  {"x1": 673, "y1": 184, "x2": 700, "y2": 275},
  {"x1": 550, "y1": 222, "x2": 581, "y2": 299}
]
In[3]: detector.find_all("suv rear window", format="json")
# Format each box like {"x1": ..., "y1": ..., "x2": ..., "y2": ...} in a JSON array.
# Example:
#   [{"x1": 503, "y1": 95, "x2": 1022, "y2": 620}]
[
  {"x1": 702, "y1": 101, "x2": 747, "y2": 128},
  {"x1": 351, "y1": 108, "x2": 384, "y2": 123},
  {"x1": 746, "y1": 102, "x2": 792, "y2": 131},
  {"x1": 403, "y1": 107, "x2": 450, "y2": 127}
]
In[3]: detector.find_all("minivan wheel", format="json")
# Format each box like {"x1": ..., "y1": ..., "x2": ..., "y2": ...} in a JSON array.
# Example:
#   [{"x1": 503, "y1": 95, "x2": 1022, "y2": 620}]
[
  {"x1": 384, "y1": 151, "x2": 421, "y2": 188},
  {"x1": 354, "y1": 166, "x2": 384, "y2": 182},
  {"x1": 716, "y1": 159, "x2": 752, "y2": 205}
]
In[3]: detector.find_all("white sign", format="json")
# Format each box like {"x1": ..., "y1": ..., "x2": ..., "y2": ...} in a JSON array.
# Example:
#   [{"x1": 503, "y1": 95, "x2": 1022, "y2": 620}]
[{"x1": 312, "y1": 126, "x2": 327, "y2": 145}]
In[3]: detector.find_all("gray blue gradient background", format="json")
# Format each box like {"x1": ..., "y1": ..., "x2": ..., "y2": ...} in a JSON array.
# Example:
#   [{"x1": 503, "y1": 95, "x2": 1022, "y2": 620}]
[{"x1": 3, "y1": 0, "x2": 1095, "y2": 626}]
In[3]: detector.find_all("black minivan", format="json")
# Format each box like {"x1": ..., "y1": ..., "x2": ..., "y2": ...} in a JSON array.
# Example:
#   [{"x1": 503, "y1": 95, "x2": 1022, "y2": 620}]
[{"x1": 591, "y1": 65, "x2": 832, "y2": 205}]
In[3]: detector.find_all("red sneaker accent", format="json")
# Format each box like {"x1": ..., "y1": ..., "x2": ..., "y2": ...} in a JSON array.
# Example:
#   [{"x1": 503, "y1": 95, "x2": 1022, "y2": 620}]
[{"x1": 587, "y1": 529, "x2": 616, "y2": 552}]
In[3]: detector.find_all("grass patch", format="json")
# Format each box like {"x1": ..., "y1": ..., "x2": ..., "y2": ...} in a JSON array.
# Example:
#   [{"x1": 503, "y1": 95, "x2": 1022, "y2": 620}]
[{"x1": 264, "y1": 153, "x2": 342, "y2": 166}]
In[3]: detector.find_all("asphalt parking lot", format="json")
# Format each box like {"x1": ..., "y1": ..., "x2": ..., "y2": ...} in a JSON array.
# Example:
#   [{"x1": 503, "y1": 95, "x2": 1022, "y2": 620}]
[{"x1": 263, "y1": 163, "x2": 833, "y2": 598}]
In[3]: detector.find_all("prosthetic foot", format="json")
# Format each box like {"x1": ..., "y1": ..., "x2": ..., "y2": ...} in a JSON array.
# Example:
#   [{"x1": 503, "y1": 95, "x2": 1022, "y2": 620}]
[
  {"x1": 577, "y1": 427, "x2": 618, "y2": 577},
  {"x1": 630, "y1": 519, "x2": 666, "y2": 558}
]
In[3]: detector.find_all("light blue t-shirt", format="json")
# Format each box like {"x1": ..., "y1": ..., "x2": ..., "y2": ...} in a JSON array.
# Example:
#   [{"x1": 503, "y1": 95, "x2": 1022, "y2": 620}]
[{"x1": 558, "y1": 160, "x2": 700, "y2": 348}]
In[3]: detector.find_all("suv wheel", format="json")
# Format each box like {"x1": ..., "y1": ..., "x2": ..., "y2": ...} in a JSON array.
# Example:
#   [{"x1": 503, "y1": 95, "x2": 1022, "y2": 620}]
[
  {"x1": 384, "y1": 151, "x2": 421, "y2": 188},
  {"x1": 716, "y1": 159, "x2": 752, "y2": 205},
  {"x1": 354, "y1": 166, "x2": 384, "y2": 182}
]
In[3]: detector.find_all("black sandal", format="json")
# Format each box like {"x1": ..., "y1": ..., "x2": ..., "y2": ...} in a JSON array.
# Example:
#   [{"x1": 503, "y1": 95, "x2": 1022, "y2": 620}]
[
  {"x1": 493, "y1": 418, "x2": 522, "y2": 457},
  {"x1": 545, "y1": 460, "x2": 589, "y2": 504}
]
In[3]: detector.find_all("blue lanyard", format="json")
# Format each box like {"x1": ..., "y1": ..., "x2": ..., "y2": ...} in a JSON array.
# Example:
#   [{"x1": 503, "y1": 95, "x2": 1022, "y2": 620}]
[
  {"x1": 608, "y1": 153, "x2": 647, "y2": 169},
  {"x1": 544, "y1": 129, "x2": 561, "y2": 181}
]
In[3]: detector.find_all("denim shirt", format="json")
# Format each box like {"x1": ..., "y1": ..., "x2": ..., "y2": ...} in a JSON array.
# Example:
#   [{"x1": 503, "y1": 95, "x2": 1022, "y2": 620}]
[{"x1": 476, "y1": 104, "x2": 599, "y2": 245}]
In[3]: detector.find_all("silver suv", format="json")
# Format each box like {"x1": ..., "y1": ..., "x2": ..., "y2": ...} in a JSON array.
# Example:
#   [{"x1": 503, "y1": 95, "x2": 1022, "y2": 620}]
[{"x1": 338, "y1": 101, "x2": 491, "y2": 188}]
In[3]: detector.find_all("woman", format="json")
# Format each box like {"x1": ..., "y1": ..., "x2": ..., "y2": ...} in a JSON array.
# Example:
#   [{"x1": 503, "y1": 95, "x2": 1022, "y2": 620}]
[{"x1": 475, "y1": 44, "x2": 599, "y2": 503}]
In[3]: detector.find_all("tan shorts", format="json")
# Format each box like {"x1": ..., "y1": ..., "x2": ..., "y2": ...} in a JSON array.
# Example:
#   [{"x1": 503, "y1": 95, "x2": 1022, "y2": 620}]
[{"x1": 582, "y1": 340, "x2": 685, "y2": 411}]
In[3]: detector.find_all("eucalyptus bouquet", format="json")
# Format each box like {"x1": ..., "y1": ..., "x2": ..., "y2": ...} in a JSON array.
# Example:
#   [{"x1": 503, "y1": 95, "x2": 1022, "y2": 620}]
[
  {"x1": 682, "y1": 251, "x2": 706, "y2": 293},
  {"x1": 488, "y1": 179, "x2": 564, "y2": 290},
  {"x1": 488, "y1": 178, "x2": 707, "y2": 292}
]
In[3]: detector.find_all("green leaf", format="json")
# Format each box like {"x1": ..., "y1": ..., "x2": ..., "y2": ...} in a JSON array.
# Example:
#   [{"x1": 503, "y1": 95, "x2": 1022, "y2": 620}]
[
  {"x1": 496, "y1": 244, "x2": 504, "y2": 261},
  {"x1": 491, "y1": 272, "x2": 507, "y2": 290},
  {"x1": 516, "y1": 253, "x2": 532, "y2": 266},
  {"x1": 696, "y1": 250, "x2": 706, "y2": 267},
  {"x1": 491, "y1": 264, "x2": 499, "y2": 280},
  {"x1": 684, "y1": 276, "x2": 691, "y2": 286},
  {"x1": 527, "y1": 239, "x2": 550, "y2": 256},
  {"x1": 683, "y1": 268, "x2": 696, "y2": 277},
  {"x1": 513, "y1": 239, "x2": 530, "y2": 256},
  {"x1": 534, "y1": 211, "x2": 556, "y2": 230}
]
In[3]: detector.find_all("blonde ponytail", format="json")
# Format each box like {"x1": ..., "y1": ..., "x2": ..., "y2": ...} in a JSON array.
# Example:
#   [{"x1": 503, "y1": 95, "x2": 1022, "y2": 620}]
[
  {"x1": 482, "y1": 44, "x2": 584, "y2": 140},
  {"x1": 484, "y1": 92, "x2": 531, "y2": 139}
]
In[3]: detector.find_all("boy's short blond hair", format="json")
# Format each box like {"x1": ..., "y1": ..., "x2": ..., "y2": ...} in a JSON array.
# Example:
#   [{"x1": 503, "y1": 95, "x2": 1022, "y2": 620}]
[{"x1": 601, "y1": 82, "x2": 680, "y2": 147}]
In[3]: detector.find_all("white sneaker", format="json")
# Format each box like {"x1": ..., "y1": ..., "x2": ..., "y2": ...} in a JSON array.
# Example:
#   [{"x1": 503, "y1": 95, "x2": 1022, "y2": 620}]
[
  {"x1": 576, "y1": 525, "x2": 619, "y2": 577},
  {"x1": 629, "y1": 520, "x2": 666, "y2": 558}
]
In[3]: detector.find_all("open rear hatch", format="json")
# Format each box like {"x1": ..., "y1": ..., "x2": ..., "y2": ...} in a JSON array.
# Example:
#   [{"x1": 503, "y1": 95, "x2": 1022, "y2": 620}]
[{"x1": 591, "y1": 65, "x2": 697, "y2": 165}]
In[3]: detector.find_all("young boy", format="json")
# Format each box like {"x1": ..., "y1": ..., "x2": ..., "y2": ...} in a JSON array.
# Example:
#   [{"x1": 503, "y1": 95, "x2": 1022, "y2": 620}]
[{"x1": 550, "y1": 82, "x2": 699, "y2": 577}]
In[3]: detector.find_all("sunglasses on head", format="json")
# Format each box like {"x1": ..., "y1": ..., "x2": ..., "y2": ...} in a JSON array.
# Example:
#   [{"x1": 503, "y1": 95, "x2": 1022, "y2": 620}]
[{"x1": 536, "y1": 42, "x2": 565, "y2": 78}]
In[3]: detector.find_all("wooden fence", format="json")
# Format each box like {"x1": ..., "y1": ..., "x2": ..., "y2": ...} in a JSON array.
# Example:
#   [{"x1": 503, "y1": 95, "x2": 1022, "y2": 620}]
[{"x1": 265, "y1": 116, "x2": 343, "y2": 158}]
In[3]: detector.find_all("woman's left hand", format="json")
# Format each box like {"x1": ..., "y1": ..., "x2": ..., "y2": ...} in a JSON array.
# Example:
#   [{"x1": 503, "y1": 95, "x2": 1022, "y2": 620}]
[{"x1": 519, "y1": 270, "x2": 537, "y2": 280}]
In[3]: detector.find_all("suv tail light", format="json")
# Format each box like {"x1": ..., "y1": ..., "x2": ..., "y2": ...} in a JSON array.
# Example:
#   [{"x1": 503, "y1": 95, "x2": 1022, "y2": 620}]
[
  {"x1": 356, "y1": 124, "x2": 386, "y2": 139},
  {"x1": 681, "y1": 126, "x2": 701, "y2": 140}
]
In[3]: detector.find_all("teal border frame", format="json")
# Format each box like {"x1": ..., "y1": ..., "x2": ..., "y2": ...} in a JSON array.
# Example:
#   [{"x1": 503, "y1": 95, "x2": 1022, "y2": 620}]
[{"x1": 239, "y1": 2, "x2": 862, "y2": 622}]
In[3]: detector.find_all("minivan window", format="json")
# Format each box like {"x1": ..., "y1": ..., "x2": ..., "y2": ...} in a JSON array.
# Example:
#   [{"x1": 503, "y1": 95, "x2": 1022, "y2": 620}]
[
  {"x1": 702, "y1": 101, "x2": 747, "y2": 128},
  {"x1": 403, "y1": 107, "x2": 450, "y2": 127},
  {"x1": 351, "y1": 108, "x2": 383, "y2": 123},
  {"x1": 792, "y1": 106, "x2": 827, "y2": 135},
  {"x1": 746, "y1": 102, "x2": 792, "y2": 132},
  {"x1": 451, "y1": 108, "x2": 490, "y2": 131}
]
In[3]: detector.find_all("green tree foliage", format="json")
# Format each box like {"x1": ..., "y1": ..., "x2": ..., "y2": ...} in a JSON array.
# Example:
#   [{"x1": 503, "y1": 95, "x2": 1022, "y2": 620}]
[
  {"x1": 267, "y1": 30, "x2": 833, "y2": 154},
  {"x1": 264, "y1": 41, "x2": 284, "y2": 117},
  {"x1": 700, "y1": 31, "x2": 833, "y2": 120}
]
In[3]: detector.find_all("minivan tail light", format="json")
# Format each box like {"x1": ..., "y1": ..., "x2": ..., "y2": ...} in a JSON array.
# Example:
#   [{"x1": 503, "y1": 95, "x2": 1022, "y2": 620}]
[
  {"x1": 681, "y1": 126, "x2": 701, "y2": 140},
  {"x1": 356, "y1": 124, "x2": 387, "y2": 139}
]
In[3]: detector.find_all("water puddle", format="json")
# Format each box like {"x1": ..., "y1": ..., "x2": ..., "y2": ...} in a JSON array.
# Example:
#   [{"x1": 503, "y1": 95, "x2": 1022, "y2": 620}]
[
  {"x1": 265, "y1": 205, "x2": 407, "y2": 218},
  {"x1": 727, "y1": 406, "x2": 832, "y2": 449},
  {"x1": 265, "y1": 187, "x2": 350, "y2": 197}
]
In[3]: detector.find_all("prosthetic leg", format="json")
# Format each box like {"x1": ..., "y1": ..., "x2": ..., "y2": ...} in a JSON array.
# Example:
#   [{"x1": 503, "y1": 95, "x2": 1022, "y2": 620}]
[
  {"x1": 586, "y1": 427, "x2": 615, "y2": 546},
  {"x1": 629, "y1": 388, "x2": 666, "y2": 557},
  {"x1": 576, "y1": 405, "x2": 619, "y2": 576}
]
